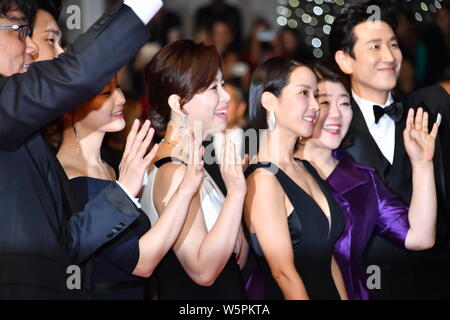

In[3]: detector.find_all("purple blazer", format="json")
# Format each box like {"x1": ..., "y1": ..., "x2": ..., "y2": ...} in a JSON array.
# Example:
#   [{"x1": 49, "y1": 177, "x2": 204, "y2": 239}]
[{"x1": 327, "y1": 151, "x2": 410, "y2": 300}]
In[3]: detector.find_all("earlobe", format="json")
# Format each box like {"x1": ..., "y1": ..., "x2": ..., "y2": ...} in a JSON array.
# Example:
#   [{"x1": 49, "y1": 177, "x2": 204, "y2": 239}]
[
  {"x1": 168, "y1": 94, "x2": 184, "y2": 115},
  {"x1": 335, "y1": 50, "x2": 353, "y2": 75},
  {"x1": 261, "y1": 91, "x2": 277, "y2": 112}
]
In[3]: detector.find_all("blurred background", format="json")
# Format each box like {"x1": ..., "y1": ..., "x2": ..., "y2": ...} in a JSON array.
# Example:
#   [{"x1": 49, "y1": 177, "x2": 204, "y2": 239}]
[{"x1": 55, "y1": 0, "x2": 450, "y2": 167}]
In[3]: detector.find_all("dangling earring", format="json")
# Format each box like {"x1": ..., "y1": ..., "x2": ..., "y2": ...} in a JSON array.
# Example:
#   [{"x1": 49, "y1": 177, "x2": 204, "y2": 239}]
[
  {"x1": 71, "y1": 112, "x2": 81, "y2": 154},
  {"x1": 73, "y1": 124, "x2": 80, "y2": 154},
  {"x1": 180, "y1": 113, "x2": 187, "y2": 136},
  {"x1": 268, "y1": 111, "x2": 276, "y2": 130}
]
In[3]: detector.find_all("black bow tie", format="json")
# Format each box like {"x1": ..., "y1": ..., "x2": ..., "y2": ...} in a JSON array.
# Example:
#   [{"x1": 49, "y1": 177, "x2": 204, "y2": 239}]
[{"x1": 373, "y1": 102, "x2": 403, "y2": 124}]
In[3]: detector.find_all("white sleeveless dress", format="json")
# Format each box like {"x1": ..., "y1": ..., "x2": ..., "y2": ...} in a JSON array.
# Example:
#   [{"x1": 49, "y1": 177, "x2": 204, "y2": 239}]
[{"x1": 140, "y1": 162, "x2": 240, "y2": 254}]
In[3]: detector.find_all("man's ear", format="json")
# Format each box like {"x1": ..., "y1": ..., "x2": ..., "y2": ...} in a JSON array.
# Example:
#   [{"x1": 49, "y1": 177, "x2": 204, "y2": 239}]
[
  {"x1": 261, "y1": 91, "x2": 278, "y2": 112},
  {"x1": 335, "y1": 50, "x2": 353, "y2": 75},
  {"x1": 168, "y1": 94, "x2": 184, "y2": 115}
]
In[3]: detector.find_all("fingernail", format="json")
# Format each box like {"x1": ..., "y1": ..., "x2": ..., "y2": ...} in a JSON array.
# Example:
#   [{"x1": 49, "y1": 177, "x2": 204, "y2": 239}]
[{"x1": 436, "y1": 113, "x2": 442, "y2": 126}]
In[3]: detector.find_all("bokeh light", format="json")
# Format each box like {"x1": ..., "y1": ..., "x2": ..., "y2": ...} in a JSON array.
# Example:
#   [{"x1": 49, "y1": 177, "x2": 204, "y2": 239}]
[{"x1": 276, "y1": 0, "x2": 445, "y2": 60}]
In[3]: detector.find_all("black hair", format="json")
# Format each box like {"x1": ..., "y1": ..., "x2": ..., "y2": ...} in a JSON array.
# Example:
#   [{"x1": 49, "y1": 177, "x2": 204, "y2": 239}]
[
  {"x1": 313, "y1": 63, "x2": 352, "y2": 96},
  {"x1": 248, "y1": 57, "x2": 310, "y2": 129},
  {"x1": 329, "y1": 0, "x2": 398, "y2": 59},
  {"x1": 33, "y1": 0, "x2": 62, "y2": 21},
  {"x1": 0, "y1": 0, "x2": 37, "y2": 23},
  {"x1": 312, "y1": 63, "x2": 354, "y2": 149}
]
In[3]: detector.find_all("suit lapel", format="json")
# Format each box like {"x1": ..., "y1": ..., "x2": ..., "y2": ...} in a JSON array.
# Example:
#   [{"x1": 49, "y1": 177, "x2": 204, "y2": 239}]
[
  {"x1": 384, "y1": 98, "x2": 412, "y2": 203},
  {"x1": 341, "y1": 98, "x2": 391, "y2": 183},
  {"x1": 390, "y1": 107, "x2": 407, "y2": 174}
]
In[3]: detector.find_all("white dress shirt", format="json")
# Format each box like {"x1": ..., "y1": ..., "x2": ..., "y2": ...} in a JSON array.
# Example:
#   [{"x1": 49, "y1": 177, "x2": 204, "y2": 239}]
[
  {"x1": 116, "y1": 181, "x2": 142, "y2": 209},
  {"x1": 124, "y1": 0, "x2": 163, "y2": 25},
  {"x1": 141, "y1": 166, "x2": 241, "y2": 255},
  {"x1": 352, "y1": 91, "x2": 396, "y2": 164}
]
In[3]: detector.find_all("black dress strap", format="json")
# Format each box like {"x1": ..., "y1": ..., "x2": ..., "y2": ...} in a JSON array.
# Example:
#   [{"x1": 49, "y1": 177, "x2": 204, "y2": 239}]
[
  {"x1": 154, "y1": 157, "x2": 185, "y2": 168},
  {"x1": 245, "y1": 162, "x2": 308, "y2": 214},
  {"x1": 293, "y1": 158, "x2": 327, "y2": 188}
]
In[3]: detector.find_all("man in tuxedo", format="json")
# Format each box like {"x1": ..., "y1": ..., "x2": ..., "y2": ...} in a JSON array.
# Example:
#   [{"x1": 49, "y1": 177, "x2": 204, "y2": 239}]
[
  {"x1": 329, "y1": 0, "x2": 450, "y2": 299},
  {"x1": 0, "y1": 0, "x2": 163, "y2": 299}
]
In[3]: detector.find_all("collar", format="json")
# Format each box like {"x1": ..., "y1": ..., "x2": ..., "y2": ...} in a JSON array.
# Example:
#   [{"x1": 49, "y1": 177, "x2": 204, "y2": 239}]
[
  {"x1": 352, "y1": 90, "x2": 394, "y2": 125},
  {"x1": 327, "y1": 150, "x2": 370, "y2": 195}
]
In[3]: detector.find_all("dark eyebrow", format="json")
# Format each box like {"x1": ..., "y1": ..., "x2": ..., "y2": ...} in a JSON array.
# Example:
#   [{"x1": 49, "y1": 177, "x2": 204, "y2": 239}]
[
  {"x1": 5, "y1": 13, "x2": 28, "y2": 24},
  {"x1": 365, "y1": 39, "x2": 382, "y2": 44},
  {"x1": 366, "y1": 36, "x2": 397, "y2": 45},
  {"x1": 45, "y1": 29, "x2": 62, "y2": 37},
  {"x1": 317, "y1": 93, "x2": 350, "y2": 98},
  {"x1": 295, "y1": 84, "x2": 312, "y2": 89}
]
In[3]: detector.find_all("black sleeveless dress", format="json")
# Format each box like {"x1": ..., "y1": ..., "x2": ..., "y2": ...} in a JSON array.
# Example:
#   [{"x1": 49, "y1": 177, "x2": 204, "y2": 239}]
[
  {"x1": 245, "y1": 160, "x2": 344, "y2": 300},
  {"x1": 152, "y1": 157, "x2": 247, "y2": 300}
]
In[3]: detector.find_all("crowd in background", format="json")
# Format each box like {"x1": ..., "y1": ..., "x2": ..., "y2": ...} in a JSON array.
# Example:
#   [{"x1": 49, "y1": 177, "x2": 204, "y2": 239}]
[{"x1": 101, "y1": 0, "x2": 450, "y2": 170}]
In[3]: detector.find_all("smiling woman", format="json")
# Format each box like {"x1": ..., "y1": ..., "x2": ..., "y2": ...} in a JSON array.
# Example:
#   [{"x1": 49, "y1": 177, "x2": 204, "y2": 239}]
[
  {"x1": 140, "y1": 39, "x2": 249, "y2": 300},
  {"x1": 295, "y1": 64, "x2": 439, "y2": 300},
  {"x1": 56, "y1": 75, "x2": 126, "y2": 181},
  {"x1": 244, "y1": 57, "x2": 348, "y2": 300}
]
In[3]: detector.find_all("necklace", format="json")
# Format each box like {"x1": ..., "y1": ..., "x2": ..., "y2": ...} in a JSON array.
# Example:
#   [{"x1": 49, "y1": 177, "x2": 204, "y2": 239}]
[{"x1": 161, "y1": 139, "x2": 179, "y2": 147}]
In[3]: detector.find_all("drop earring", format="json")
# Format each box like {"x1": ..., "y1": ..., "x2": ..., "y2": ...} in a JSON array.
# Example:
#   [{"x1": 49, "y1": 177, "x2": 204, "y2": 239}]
[
  {"x1": 268, "y1": 111, "x2": 276, "y2": 130},
  {"x1": 74, "y1": 125, "x2": 80, "y2": 154},
  {"x1": 180, "y1": 113, "x2": 187, "y2": 135}
]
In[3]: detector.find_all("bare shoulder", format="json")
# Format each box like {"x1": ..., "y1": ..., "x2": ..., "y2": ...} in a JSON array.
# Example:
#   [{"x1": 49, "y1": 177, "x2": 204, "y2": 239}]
[
  {"x1": 154, "y1": 161, "x2": 188, "y2": 194},
  {"x1": 246, "y1": 167, "x2": 284, "y2": 201}
]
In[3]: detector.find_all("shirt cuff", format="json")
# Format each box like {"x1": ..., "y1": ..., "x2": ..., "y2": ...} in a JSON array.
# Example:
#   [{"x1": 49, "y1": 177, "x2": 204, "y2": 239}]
[
  {"x1": 123, "y1": 0, "x2": 163, "y2": 25},
  {"x1": 115, "y1": 181, "x2": 142, "y2": 209}
]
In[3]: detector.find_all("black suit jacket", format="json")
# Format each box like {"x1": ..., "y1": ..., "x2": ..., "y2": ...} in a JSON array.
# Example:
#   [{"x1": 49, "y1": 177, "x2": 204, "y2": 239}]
[
  {"x1": 406, "y1": 84, "x2": 450, "y2": 244},
  {"x1": 0, "y1": 3, "x2": 150, "y2": 299},
  {"x1": 341, "y1": 94, "x2": 450, "y2": 299}
]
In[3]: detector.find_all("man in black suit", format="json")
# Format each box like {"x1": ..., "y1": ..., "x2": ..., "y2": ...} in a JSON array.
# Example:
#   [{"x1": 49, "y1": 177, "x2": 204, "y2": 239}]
[
  {"x1": 0, "y1": 0, "x2": 163, "y2": 299},
  {"x1": 329, "y1": 0, "x2": 450, "y2": 299}
]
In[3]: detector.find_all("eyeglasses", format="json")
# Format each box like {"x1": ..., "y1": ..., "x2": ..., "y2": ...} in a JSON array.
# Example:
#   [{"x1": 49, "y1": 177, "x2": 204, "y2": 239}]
[{"x1": 0, "y1": 25, "x2": 32, "y2": 41}]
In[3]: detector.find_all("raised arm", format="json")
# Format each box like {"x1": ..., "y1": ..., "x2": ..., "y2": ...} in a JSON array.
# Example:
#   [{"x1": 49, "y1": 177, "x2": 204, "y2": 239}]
[
  {"x1": 0, "y1": 1, "x2": 162, "y2": 150},
  {"x1": 403, "y1": 108, "x2": 439, "y2": 250},
  {"x1": 132, "y1": 132, "x2": 204, "y2": 277},
  {"x1": 68, "y1": 120, "x2": 159, "y2": 264},
  {"x1": 374, "y1": 108, "x2": 439, "y2": 251},
  {"x1": 244, "y1": 169, "x2": 309, "y2": 300},
  {"x1": 153, "y1": 138, "x2": 246, "y2": 286}
]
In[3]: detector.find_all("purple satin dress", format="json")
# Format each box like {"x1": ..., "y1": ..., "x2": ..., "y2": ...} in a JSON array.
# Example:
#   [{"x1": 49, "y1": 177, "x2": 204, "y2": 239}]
[{"x1": 327, "y1": 150, "x2": 410, "y2": 300}]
